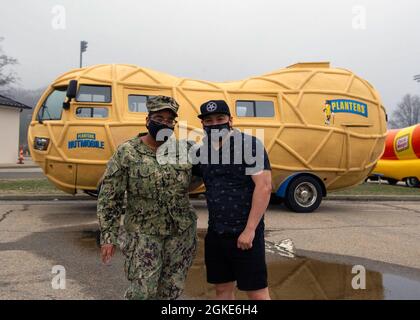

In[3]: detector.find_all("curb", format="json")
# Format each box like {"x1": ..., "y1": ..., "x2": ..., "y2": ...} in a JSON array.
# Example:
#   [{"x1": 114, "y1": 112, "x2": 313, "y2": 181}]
[
  {"x1": 0, "y1": 194, "x2": 94, "y2": 201},
  {"x1": 325, "y1": 195, "x2": 420, "y2": 201},
  {"x1": 0, "y1": 165, "x2": 40, "y2": 169},
  {"x1": 1, "y1": 194, "x2": 420, "y2": 201}
]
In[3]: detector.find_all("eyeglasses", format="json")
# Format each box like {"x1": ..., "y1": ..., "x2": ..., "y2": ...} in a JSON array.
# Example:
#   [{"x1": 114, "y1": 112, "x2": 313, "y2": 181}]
[{"x1": 150, "y1": 117, "x2": 178, "y2": 127}]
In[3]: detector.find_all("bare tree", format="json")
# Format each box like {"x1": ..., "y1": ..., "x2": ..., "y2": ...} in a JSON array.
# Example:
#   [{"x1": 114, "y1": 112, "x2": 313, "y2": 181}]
[
  {"x1": 388, "y1": 94, "x2": 420, "y2": 129},
  {"x1": 0, "y1": 37, "x2": 18, "y2": 89}
]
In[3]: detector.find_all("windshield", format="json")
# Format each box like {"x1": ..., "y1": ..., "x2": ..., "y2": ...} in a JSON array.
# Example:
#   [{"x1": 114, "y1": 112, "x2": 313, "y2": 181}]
[{"x1": 37, "y1": 87, "x2": 67, "y2": 121}]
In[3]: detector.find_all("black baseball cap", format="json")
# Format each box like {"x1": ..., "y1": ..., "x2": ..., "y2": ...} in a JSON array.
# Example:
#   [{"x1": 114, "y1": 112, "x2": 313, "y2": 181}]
[{"x1": 198, "y1": 100, "x2": 231, "y2": 119}]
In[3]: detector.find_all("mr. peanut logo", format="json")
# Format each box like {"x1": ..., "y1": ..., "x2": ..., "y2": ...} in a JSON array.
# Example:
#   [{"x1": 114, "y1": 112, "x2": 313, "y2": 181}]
[{"x1": 323, "y1": 100, "x2": 334, "y2": 125}]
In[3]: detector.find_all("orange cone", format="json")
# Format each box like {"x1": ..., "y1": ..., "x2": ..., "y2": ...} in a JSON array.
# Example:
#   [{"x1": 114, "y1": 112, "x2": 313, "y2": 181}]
[{"x1": 17, "y1": 146, "x2": 24, "y2": 164}]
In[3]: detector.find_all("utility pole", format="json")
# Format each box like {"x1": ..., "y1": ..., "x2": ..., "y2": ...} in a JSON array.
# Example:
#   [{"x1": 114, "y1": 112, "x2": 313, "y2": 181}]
[{"x1": 80, "y1": 40, "x2": 88, "y2": 68}]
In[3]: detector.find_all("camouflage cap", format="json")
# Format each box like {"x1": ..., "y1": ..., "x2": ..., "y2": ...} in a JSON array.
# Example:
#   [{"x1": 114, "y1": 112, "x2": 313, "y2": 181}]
[{"x1": 146, "y1": 96, "x2": 179, "y2": 116}]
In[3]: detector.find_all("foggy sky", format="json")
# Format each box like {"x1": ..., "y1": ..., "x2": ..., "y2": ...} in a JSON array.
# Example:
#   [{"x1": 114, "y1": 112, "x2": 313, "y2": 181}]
[{"x1": 1, "y1": 0, "x2": 419, "y2": 113}]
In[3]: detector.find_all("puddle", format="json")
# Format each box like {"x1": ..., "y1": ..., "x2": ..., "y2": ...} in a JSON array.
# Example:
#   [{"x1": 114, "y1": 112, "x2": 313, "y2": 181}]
[
  {"x1": 78, "y1": 230, "x2": 101, "y2": 250},
  {"x1": 78, "y1": 229, "x2": 420, "y2": 299},
  {"x1": 183, "y1": 231, "x2": 420, "y2": 300}
]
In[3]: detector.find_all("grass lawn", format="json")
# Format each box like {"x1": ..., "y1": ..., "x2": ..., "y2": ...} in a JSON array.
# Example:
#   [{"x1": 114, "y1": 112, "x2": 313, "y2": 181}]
[
  {"x1": 0, "y1": 178, "x2": 65, "y2": 194},
  {"x1": 330, "y1": 182, "x2": 420, "y2": 195},
  {"x1": 0, "y1": 179, "x2": 419, "y2": 196}
]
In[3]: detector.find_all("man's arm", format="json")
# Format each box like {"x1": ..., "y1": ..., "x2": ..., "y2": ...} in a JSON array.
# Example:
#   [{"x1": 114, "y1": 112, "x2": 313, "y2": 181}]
[
  {"x1": 237, "y1": 170, "x2": 272, "y2": 250},
  {"x1": 189, "y1": 175, "x2": 204, "y2": 192},
  {"x1": 97, "y1": 147, "x2": 127, "y2": 263}
]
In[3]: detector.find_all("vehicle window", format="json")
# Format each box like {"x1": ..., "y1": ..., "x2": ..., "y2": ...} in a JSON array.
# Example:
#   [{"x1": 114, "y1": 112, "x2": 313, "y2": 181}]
[
  {"x1": 37, "y1": 87, "x2": 67, "y2": 121},
  {"x1": 256, "y1": 101, "x2": 275, "y2": 117},
  {"x1": 76, "y1": 107, "x2": 109, "y2": 118},
  {"x1": 236, "y1": 101, "x2": 255, "y2": 117},
  {"x1": 76, "y1": 85, "x2": 111, "y2": 103},
  {"x1": 236, "y1": 100, "x2": 274, "y2": 117},
  {"x1": 128, "y1": 95, "x2": 156, "y2": 112}
]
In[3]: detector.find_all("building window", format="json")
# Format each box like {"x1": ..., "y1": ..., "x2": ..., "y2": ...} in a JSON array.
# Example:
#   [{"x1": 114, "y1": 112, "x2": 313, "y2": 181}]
[
  {"x1": 128, "y1": 95, "x2": 155, "y2": 112},
  {"x1": 236, "y1": 100, "x2": 275, "y2": 117},
  {"x1": 76, "y1": 107, "x2": 109, "y2": 118},
  {"x1": 37, "y1": 87, "x2": 67, "y2": 121},
  {"x1": 76, "y1": 85, "x2": 111, "y2": 103}
]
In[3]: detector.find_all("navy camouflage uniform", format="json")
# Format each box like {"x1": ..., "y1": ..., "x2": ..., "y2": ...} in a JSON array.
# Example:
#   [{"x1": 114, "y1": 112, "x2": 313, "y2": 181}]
[{"x1": 97, "y1": 96, "x2": 197, "y2": 300}]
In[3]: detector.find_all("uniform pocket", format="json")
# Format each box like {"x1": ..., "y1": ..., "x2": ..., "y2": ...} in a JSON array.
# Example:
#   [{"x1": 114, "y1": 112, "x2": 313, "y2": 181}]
[{"x1": 129, "y1": 163, "x2": 158, "y2": 198}]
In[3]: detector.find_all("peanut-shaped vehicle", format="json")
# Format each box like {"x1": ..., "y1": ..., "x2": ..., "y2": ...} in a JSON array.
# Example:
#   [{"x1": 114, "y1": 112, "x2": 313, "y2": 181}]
[{"x1": 28, "y1": 62, "x2": 387, "y2": 212}]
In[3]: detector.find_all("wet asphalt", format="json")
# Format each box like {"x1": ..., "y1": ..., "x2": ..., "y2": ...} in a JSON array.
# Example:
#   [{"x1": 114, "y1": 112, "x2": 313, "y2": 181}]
[{"x1": 1, "y1": 199, "x2": 420, "y2": 299}]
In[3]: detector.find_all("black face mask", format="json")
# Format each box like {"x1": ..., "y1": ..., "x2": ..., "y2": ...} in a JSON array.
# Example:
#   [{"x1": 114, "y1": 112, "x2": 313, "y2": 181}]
[
  {"x1": 147, "y1": 119, "x2": 174, "y2": 142},
  {"x1": 203, "y1": 122, "x2": 231, "y2": 140}
]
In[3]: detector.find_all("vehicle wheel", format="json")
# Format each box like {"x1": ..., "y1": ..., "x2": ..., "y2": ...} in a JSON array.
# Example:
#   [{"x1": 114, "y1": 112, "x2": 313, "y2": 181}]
[
  {"x1": 284, "y1": 175, "x2": 323, "y2": 213},
  {"x1": 405, "y1": 177, "x2": 420, "y2": 187},
  {"x1": 387, "y1": 178, "x2": 398, "y2": 185}
]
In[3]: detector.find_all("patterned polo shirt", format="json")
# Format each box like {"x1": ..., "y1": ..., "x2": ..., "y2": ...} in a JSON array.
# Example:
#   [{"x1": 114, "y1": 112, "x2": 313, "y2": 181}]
[{"x1": 192, "y1": 129, "x2": 271, "y2": 235}]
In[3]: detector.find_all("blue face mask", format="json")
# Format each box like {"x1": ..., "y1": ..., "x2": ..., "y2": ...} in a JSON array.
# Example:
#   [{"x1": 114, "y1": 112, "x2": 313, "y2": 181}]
[{"x1": 147, "y1": 119, "x2": 173, "y2": 142}]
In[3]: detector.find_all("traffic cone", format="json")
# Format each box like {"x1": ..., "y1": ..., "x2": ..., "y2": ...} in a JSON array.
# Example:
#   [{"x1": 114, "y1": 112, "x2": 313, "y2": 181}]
[{"x1": 17, "y1": 146, "x2": 24, "y2": 164}]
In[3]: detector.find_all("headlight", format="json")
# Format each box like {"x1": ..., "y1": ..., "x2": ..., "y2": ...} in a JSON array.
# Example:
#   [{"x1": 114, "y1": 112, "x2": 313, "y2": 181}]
[{"x1": 34, "y1": 137, "x2": 50, "y2": 151}]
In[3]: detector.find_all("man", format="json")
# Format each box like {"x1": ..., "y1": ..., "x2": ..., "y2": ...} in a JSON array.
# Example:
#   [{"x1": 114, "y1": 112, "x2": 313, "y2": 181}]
[
  {"x1": 97, "y1": 96, "x2": 197, "y2": 300},
  {"x1": 191, "y1": 100, "x2": 272, "y2": 300}
]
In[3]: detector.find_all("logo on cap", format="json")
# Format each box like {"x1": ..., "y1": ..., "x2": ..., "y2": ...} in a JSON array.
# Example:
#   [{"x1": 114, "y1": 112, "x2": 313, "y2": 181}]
[{"x1": 206, "y1": 102, "x2": 217, "y2": 112}]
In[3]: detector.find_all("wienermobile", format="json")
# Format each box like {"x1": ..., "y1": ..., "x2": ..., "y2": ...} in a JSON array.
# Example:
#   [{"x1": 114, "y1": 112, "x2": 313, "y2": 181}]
[
  {"x1": 370, "y1": 124, "x2": 420, "y2": 187},
  {"x1": 28, "y1": 62, "x2": 387, "y2": 212}
]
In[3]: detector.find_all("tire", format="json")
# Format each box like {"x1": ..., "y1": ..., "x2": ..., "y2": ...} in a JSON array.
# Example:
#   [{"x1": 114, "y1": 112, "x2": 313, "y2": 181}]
[
  {"x1": 284, "y1": 175, "x2": 323, "y2": 213},
  {"x1": 386, "y1": 178, "x2": 398, "y2": 185},
  {"x1": 405, "y1": 177, "x2": 420, "y2": 188}
]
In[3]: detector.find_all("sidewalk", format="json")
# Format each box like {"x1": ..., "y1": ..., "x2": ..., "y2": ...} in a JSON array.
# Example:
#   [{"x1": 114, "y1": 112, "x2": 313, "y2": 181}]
[{"x1": 0, "y1": 157, "x2": 39, "y2": 169}]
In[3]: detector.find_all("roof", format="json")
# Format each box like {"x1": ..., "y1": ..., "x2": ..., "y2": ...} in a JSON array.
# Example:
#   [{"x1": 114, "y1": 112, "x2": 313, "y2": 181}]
[
  {"x1": 0, "y1": 94, "x2": 31, "y2": 110},
  {"x1": 51, "y1": 62, "x2": 352, "y2": 93}
]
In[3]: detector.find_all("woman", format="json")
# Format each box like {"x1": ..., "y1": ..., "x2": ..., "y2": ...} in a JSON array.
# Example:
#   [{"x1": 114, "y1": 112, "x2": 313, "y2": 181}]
[{"x1": 97, "y1": 96, "x2": 197, "y2": 300}]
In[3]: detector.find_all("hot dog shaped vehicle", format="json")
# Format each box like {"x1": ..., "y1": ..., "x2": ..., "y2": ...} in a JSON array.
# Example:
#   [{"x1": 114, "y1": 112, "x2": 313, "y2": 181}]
[
  {"x1": 370, "y1": 124, "x2": 420, "y2": 187},
  {"x1": 28, "y1": 62, "x2": 387, "y2": 212}
]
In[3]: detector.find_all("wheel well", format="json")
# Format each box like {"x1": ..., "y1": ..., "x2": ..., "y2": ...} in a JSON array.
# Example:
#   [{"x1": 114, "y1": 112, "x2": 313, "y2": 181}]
[
  {"x1": 403, "y1": 176, "x2": 419, "y2": 181},
  {"x1": 277, "y1": 173, "x2": 327, "y2": 198}
]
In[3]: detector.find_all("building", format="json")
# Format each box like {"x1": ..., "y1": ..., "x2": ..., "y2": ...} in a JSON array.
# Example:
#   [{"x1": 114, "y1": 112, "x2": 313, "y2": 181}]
[{"x1": 0, "y1": 95, "x2": 31, "y2": 164}]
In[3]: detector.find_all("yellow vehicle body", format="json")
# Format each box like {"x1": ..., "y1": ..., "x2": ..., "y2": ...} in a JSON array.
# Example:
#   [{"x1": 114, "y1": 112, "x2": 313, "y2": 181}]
[
  {"x1": 28, "y1": 62, "x2": 387, "y2": 196},
  {"x1": 374, "y1": 160, "x2": 420, "y2": 182},
  {"x1": 371, "y1": 124, "x2": 420, "y2": 185}
]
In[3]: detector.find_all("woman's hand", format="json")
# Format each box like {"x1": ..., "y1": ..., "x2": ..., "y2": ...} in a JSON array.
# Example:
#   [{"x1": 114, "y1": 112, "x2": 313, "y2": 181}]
[{"x1": 101, "y1": 244, "x2": 116, "y2": 264}]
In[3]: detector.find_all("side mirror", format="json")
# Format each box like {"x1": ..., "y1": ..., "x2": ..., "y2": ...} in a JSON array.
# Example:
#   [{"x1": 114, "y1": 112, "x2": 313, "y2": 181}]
[
  {"x1": 67, "y1": 80, "x2": 78, "y2": 99},
  {"x1": 63, "y1": 80, "x2": 78, "y2": 110}
]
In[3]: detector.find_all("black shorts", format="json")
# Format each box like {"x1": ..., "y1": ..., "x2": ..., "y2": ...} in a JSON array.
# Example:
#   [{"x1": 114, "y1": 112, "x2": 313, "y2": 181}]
[{"x1": 204, "y1": 229, "x2": 268, "y2": 291}]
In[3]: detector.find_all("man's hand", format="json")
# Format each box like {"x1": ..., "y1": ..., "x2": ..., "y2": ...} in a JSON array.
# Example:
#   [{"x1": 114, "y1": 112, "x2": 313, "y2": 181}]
[
  {"x1": 237, "y1": 228, "x2": 255, "y2": 250},
  {"x1": 101, "y1": 244, "x2": 116, "y2": 264}
]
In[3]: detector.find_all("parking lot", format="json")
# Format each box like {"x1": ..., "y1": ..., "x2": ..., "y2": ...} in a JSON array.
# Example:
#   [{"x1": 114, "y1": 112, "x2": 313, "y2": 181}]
[{"x1": 1, "y1": 199, "x2": 420, "y2": 299}]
